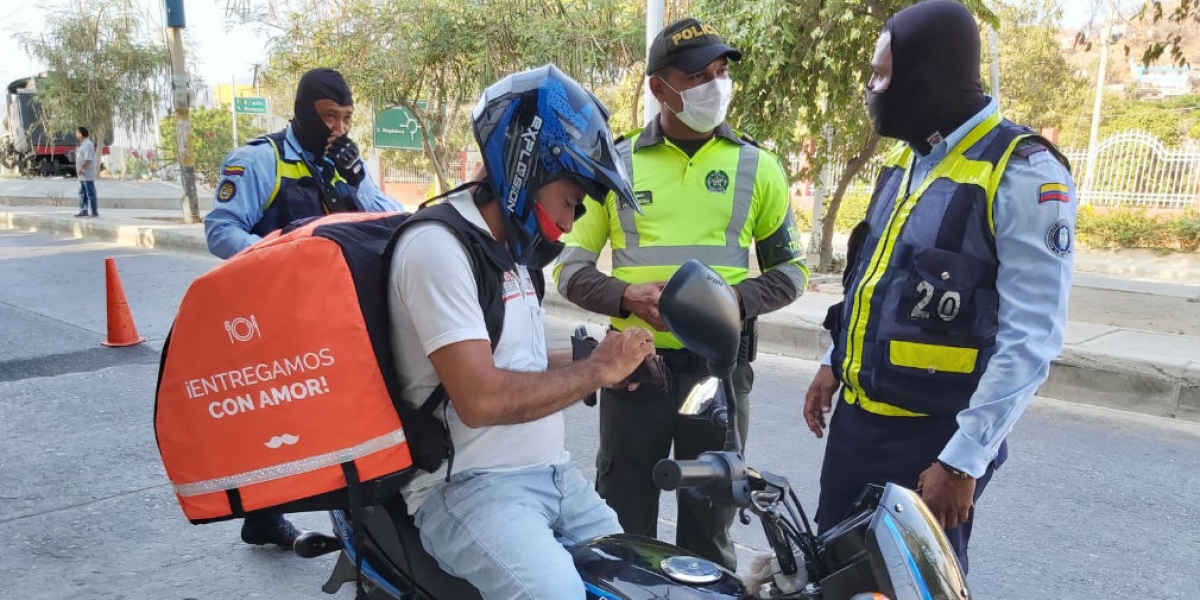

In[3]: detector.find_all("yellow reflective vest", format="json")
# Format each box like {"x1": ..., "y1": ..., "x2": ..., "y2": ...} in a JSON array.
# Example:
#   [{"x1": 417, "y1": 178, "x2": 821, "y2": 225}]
[{"x1": 555, "y1": 121, "x2": 807, "y2": 349}]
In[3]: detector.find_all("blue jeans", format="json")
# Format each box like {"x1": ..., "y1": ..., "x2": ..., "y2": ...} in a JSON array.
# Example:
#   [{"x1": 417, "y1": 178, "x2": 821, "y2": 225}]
[
  {"x1": 78, "y1": 180, "x2": 97, "y2": 215},
  {"x1": 413, "y1": 463, "x2": 621, "y2": 600}
]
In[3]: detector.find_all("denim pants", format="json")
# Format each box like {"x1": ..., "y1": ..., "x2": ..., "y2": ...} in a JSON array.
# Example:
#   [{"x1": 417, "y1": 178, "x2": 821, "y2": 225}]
[
  {"x1": 413, "y1": 463, "x2": 621, "y2": 600},
  {"x1": 78, "y1": 180, "x2": 97, "y2": 215}
]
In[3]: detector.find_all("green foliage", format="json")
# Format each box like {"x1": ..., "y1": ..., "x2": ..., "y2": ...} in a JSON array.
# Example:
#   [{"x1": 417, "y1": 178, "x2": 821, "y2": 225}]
[
  {"x1": 1076, "y1": 204, "x2": 1200, "y2": 251},
  {"x1": 1060, "y1": 93, "x2": 1200, "y2": 148},
  {"x1": 257, "y1": 0, "x2": 643, "y2": 188},
  {"x1": 160, "y1": 108, "x2": 267, "y2": 187},
  {"x1": 987, "y1": 0, "x2": 1090, "y2": 133},
  {"x1": 1133, "y1": 0, "x2": 1200, "y2": 67},
  {"x1": 17, "y1": 0, "x2": 168, "y2": 144}
]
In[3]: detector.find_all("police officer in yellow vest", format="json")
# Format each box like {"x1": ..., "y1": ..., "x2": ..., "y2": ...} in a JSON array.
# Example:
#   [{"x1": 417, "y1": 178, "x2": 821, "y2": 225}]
[
  {"x1": 205, "y1": 68, "x2": 401, "y2": 259},
  {"x1": 803, "y1": 1, "x2": 1076, "y2": 573},
  {"x1": 203, "y1": 68, "x2": 400, "y2": 550},
  {"x1": 555, "y1": 18, "x2": 808, "y2": 570}
]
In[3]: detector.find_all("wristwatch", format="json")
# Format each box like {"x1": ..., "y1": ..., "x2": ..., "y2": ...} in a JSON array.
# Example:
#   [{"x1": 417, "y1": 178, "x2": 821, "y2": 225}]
[{"x1": 936, "y1": 460, "x2": 972, "y2": 480}]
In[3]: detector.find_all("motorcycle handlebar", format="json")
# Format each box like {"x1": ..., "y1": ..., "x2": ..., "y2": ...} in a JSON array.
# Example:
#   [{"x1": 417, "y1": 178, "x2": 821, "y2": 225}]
[{"x1": 653, "y1": 456, "x2": 725, "y2": 491}]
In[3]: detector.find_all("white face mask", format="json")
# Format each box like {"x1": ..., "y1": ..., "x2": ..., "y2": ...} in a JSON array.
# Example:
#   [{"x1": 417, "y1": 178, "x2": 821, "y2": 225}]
[{"x1": 660, "y1": 76, "x2": 733, "y2": 133}]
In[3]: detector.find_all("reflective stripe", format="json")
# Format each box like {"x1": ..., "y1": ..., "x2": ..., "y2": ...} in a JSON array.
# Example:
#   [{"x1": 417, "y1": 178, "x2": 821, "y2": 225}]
[
  {"x1": 614, "y1": 245, "x2": 750, "y2": 269},
  {"x1": 843, "y1": 386, "x2": 927, "y2": 417},
  {"x1": 615, "y1": 137, "x2": 640, "y2": 248},
  {"x1": 888, "y1": 340, "x2": 978, "y2": 374},
  {"x1": 987, "y1": 134, "x2": 1033, "y2": 234},
  {"x1": 558, "y1": 246, "x2": 600, "y2": 265},
  {"x1": 770, "y1": 261, "x2": 808, "y2": 292},
  {"x1": 555, "y1": 262, "x2": 593, "y2": 296},
  {"x1": 726, "y1": 143, "x2": 760, "y2": 248},
  {"x1": 173, "y1": 428, "x2": 407, "y2": 497},
  {"x1": 841, "y1": 110, "x2": 1002, "y2": 402}
]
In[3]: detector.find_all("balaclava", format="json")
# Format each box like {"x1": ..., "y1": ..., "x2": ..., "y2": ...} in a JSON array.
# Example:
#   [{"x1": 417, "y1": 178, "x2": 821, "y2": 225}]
[
  {"x1": 291, "y1": 68, "x2": 353, "y2": 156},
  {"x1": 865, "y1": 0, "x2": 989, "y2": 154}
]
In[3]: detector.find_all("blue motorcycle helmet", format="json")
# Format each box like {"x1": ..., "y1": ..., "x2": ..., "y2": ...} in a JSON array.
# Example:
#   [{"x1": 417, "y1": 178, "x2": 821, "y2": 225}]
[{"x1": 471, "y1": 64, "x2": 638, "y2": 267}]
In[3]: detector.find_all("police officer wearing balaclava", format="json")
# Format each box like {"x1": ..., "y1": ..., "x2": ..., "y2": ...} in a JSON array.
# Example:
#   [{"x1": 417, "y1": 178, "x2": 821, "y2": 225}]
[
  {"x1": 203, "y1": 69, "x2": 399, "y2": 550},
  {"x1": 556, "y1": 18, "x2": 808, "y2": 570},
  {"x1": 205, "y1": 68, "x2": 400, "y2": 259},
  {"x1": 803, "y1": 0, "x2": 1076, "y2": 572}
]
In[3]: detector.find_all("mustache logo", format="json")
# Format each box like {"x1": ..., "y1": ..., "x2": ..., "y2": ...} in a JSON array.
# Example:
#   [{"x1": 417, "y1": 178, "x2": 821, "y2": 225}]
[{"x1": 264, "y1": 434, "x2": 300, "y2": 449}]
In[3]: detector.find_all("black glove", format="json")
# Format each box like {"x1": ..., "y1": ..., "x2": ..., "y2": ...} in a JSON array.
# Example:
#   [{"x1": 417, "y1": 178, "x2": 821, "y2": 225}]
[
  {"x1": 326, "y1": 135, "x2": 366, "y2": 187},
  {"x1": 571, "y1": 325, "x2": 671, "y2": 403}
]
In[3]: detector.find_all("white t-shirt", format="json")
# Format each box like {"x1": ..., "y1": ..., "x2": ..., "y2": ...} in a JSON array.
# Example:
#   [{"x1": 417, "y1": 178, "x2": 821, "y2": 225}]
[
  {"x1": 76, "y1": 139, "x2": 97, "y2": 181},
  {"x1": 387, "y1": 190, "x2": 569, "y2": 512}
]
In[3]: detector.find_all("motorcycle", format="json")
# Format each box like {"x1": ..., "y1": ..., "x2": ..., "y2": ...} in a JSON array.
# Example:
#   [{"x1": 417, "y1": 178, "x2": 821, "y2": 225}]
[{"x1": 301, "y1": 259, "x2": 970, "y2": 600}]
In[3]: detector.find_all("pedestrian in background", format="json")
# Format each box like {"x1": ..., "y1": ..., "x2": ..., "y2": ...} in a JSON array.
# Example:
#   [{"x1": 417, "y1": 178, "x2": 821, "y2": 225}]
[{"x1": 74, "y1": 127, "x2": 98, "y2": 217}]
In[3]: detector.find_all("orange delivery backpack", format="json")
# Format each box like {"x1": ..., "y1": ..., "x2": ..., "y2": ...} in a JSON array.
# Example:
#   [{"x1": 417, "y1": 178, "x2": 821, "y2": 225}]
[{"x1": 154, "y1": 202, "x2": 534, "y2": 524}]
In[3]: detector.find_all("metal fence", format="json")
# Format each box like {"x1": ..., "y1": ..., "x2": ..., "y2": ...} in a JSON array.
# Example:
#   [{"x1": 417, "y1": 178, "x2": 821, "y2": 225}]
[
  {"x1": 383, "y1": 161, "x2": 464, "y2": 184},
  {"x1": 1062, "y1": 131, "x2": 1200, "y2": 209},
  {"x1": 805, "y1": 130, "x2": 1199, "y2": 210}
]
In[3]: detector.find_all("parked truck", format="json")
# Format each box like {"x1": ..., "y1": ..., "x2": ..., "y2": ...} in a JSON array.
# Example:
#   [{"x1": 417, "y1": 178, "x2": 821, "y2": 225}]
[{"x1": 2, "y1": 75, "x2": 111, "y2": 177}]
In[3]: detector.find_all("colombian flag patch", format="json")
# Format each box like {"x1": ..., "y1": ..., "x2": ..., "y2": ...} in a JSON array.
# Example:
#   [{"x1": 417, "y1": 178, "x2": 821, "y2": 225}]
[
  {"x1": 222, "y1": 165, "x2": 245, "y2": 177},
  {"x1": 1039, "y1": 182, "x2": 1069, "y2": 203}
]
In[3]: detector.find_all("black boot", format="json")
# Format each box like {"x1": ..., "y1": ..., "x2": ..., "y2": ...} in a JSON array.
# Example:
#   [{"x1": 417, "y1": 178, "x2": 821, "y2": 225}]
[{"x1": 241, "y1": 513, "x2": 305, "y2": 549}]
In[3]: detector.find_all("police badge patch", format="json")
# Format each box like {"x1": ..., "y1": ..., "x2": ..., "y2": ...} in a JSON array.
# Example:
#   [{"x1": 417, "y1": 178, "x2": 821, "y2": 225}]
[
  {"x1": 705, "y1": 170, "x2": 729, "y2": 193},
  {"x1": 217, "y1": 179, "x2": 237, "y2": 202},
  {"x1": 1045, "y1": 218, "x2": 1071, "y2": 258}
]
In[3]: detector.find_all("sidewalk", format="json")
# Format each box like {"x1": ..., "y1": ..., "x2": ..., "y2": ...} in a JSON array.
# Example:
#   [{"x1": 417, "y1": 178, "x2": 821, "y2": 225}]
[{"x1": 3, "y1": 204, "x2": 1197, "y2": 422}]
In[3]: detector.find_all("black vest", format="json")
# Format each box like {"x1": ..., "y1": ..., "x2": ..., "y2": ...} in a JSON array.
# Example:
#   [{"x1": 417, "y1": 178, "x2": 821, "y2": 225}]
[{"x1": 249, "y1": 130, "x2": 363, "y2": 237}]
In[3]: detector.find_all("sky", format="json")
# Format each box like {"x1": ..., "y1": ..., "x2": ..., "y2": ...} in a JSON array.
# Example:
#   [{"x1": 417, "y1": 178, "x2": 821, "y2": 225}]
[
  {"x1": 0, "y1": 1, "x2": 270, "y2": 96},
  {"x1": 0, "y1": 0, "x2": 1134, "y2": 104}
]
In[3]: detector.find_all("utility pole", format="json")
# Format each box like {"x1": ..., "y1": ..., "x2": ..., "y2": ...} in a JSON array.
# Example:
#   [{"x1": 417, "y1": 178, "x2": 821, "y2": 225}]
[
  {"x1": 164, "y1": 0, "x2": 200, "y2": 223},
  {"x1": 230, "y1": 76, "x2": 239, "y2": 149},
  {"x1": 643, "y1": 0, "x2": 664, "y2": 125},
  {"x1": 988, "y1": 27, "x2": 1001, "y2": 106},
  {"x1": 1084, "y1": 20, "x2": 1112, "y2": 193}
]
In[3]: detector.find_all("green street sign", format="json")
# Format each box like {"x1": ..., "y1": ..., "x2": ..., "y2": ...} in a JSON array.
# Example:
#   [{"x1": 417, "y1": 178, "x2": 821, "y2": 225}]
[
  {"x1": 374, "y1": 104, "x2": 429, "y2": 151},
  {"x1": 234, "y1": 97, "x2": 267, "y2": 114}
]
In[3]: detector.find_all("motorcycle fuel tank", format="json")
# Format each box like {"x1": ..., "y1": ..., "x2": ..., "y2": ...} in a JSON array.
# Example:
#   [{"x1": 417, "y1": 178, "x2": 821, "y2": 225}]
[{"x1": 573, "y1": 534, "x2": 745, "y2": 600}]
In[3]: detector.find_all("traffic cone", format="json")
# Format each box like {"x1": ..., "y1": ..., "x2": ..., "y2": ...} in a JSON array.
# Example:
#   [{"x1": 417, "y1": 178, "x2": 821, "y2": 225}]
[{"x1": 101, "y1": 257, "x2": 145, "y2": 347}]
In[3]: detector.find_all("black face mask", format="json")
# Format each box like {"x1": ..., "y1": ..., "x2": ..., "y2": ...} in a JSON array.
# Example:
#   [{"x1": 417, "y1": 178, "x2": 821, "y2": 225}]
[
  {"x1": 868, "y1": 1, "x2": 989, "y2": 152},
  {"x1": 291, "y1": 69, "x2": 353, "y2": 157}
]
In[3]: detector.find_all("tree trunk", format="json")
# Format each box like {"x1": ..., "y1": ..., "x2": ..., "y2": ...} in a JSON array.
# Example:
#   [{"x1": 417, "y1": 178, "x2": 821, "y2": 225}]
[{"x1": 818, "y1": 132, "x2": 881, "y2": 272}]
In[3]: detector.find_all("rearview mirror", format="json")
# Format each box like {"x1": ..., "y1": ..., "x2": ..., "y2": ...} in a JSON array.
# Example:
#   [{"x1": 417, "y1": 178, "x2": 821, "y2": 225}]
[
  {"x1": 659, "y1": 260, "x2": 741, "y2": 378},
  {"x1": 679, "y1": 377, "x2": 720, "y2": 417}
]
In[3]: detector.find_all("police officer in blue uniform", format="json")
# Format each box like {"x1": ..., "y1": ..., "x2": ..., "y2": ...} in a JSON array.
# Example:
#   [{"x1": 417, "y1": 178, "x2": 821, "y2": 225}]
[
  {"x1": 802, "y1": 0, "x2": 1076, "y2": 573},
  {"x1": 204, "y1": 68, "x2": 401, "y2": 549},
  {"x1": 204, "y1": 68, "x2": 400, "y2": 259}
]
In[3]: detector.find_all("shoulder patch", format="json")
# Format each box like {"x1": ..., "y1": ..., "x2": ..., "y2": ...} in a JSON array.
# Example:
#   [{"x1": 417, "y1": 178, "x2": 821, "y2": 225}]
[
  {"x1": 217, "y1": 179, "x2": 237, "y2": 202},
  {"x1": 222, "y1": 164, "x2": 245, "y2": 177},
  {"x1": 1014, "y1": 139, "x2": 1049, "y2": 159},
  {"x1": 1039, "y1": 182, "x2": 1070, "y2": 204},
  {"x1": 1045, "y1": 218, "x2": 1072, "y2": 259}
]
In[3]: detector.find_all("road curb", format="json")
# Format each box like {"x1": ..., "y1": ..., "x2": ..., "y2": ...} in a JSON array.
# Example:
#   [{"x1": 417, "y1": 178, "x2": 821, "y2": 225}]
[{"x1": 0, "y1": 209, "x2": 211, "y2": 256}]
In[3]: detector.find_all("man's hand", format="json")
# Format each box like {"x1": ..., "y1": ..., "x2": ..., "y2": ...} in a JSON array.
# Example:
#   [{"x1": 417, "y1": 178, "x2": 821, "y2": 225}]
[
  {"x1": 804, "y1": 365, "x2": 839, "y2": 438},
  {"x1": 621, "y1": 282, "x2": 668, "y2": 331},
  {"x1": 588, "y1": 327, "x2": 656, "y2": 387},
  {"x1": 326, "y1": 135, "x2": 366, "y2": 186},
  {"x1": 917, "y1": 462, "x2": 976, "y2": 530}
]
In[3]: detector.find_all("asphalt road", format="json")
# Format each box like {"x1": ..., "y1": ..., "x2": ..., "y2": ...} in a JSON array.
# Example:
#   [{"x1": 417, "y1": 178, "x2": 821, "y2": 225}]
[{"x1": 1, "y1": 229, "x2": 1197, "y2": 599}]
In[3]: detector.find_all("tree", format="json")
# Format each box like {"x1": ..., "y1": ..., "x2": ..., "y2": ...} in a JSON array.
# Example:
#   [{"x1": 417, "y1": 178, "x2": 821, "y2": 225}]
[
  {"x1": 159, "y1": 108, "x2": 266, "y2": 188},
  {"x1": 1131, "y1": 0, "x2": 1200, "y2": 67},
  {"x1": 17, "y1": 0, "x2": 168, "y2": 145},
  {"x1": 987, "y1": 0, "x2": 1091, "y2": 134},
  {"x1": 694, "y1": 0, "x2": 995, "y2": 271},
  {"x1": 235, "y1": 0, "x2": 643, "y2": 190}
]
